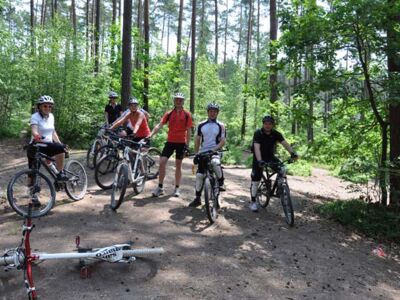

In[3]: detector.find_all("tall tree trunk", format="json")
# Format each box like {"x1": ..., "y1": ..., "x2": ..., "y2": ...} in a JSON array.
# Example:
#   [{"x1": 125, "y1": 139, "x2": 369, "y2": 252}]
[
  {"x1": 91, "y1": 0, "x2": 96, "y2": 57},
  {"x1": 291, "y1": 76, "x2": 298, "y2": 135},
  {"x1": 135, "y1": 0, "x2": 142, "y2": 70},
  {"x1": 166, "y1": 16, "x2": 170, "y2": 56},
  {"x1": 236, "y1": 5, "x2": 243, "y2": 65},
  {"x1": 223, "y1": 0, "x2": 228, "y2": 78},
  {"x1": 269, "y1": 0, "x2": 278, "y2": 103},
  {"x1": 241, "y1": 0, "x2": 253, "y2": 139},
  {"x1": 388, "y1": 0, "x2": 400, "y2": 206},
  {"x1": 71, "y1": 0, "x2": 77, "y2": 56},
  {"x1": 94, "y1": 0, "x2": 101, "y2": 73},
  {"x1": 40, "y1": 0, "x2": 46, "y2": 26},
  {"x1": 199, "y1": 0, "x2": 206, "y2": 56},
  {"x1": 121, "y1": 0, "x2": 133, "y2": 110},
  {"x1": 214, "y1": 0, "x2": 218, "y2": 64},
  {"x1": 86, "y1": 0, "x2": 90, "y2": 61},
  {"x1": 30, "y1": 0, "x2": 35, "y2": 55},
  {"x1": 110, "y1": 0, "x2": 117, "y2": 64},
  {"x1": 256, "y1": 0, "x2": 260, "y2": 62},
  {"x1": 184, "y1": 27, "x2": 191, "y2": 70},
  {"x1": 177, "y1": 0, "x2": 184, "y2": 54},
  {"x1": 143, "y1": 0, "x2": 150, "y2": 111},
  {"x1": 161, "y1": 11, "x2": 165, "y2": 50},
  {"x1": 190, "y1": 0, "x2": 196, "y2": 114}
]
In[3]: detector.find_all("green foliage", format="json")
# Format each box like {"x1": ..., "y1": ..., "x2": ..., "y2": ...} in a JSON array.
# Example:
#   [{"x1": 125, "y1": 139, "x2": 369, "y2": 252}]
[
  {"x1": 318, "y1": 200, "x2": 400, "y2": 243},
  {"x1": 287, "y1": 161, "x2": 312, "y2": 177}
]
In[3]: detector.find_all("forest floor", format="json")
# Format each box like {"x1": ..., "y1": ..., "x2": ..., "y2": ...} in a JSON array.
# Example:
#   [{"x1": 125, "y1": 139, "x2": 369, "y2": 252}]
[{"x1": 0, "y1": 138, "x2": 399, "y2": 300}]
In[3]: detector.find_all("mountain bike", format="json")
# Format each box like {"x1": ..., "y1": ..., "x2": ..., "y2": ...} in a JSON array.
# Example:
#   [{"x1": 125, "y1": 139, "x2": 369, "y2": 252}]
[
  {"x1": 256, "y1": 158, "x2": 295, "y2": 226},
  {"x1": 86, "y1": 125, "x2": 119, "y2": 169},
  {"x1": 95, "y1": 137, "x2": 160, "y2": 191},
  {"x1": 0, "y1": 206, "x2": 164, "y2": 299},
  {"x1": 111, "y1": 139, "x2": 160, "y2": 210},
  {"x1": 7, "y1": 143, "x2": 88, "y2": 218},
  {"x1": 193, "y1": 150, "x2": 226, "y2": 224}
]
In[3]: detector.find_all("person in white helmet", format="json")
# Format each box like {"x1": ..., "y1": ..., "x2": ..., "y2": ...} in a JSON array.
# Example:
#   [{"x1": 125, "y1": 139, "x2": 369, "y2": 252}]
[{"x1": 105, "y1": 91, "x2": 122, "y2": 126}]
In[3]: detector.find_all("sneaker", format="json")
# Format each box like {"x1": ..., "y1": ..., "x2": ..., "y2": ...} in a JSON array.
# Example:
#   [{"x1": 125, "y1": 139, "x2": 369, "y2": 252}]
[
  {"x1": 31, "y1": 195, "x2": 41, "y2": 208},
  {"x1": 219, "y1": 184, "x2": 226, "y2": 192},
  {"x1": 56, "y1": 171, "x2": 69, "y2": 182},
  {"x1": 249, "y1": 201, "x2": 259, "y2": 212},
  {"x1": 188, "y1": 197, "x2": 201, "y2": 207},
  {"x1": 173, "y1": 187, "x2": 181, "y2": 197},
  {"x1": 152, "y1": 186, "x2": 164, "y2": 197}
]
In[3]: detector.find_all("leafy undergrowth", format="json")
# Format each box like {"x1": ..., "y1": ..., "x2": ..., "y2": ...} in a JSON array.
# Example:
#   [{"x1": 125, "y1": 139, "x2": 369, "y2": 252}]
[{"x1": 317, "y1": 200, "x2": 400, "y2": 244}]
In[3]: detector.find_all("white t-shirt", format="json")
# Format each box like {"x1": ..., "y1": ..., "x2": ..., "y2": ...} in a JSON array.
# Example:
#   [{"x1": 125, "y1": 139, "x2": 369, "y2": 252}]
[
  {"x1": 30, "y1": 112, "x2": 55, "y2": 143},
  {"x1": 197, "y1": 119, "x2": 226, "y2": 153}
]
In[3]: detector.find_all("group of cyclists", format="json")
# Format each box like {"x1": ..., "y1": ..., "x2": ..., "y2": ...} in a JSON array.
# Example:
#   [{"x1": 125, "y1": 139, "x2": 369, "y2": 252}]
[{"x1": 29, "y1": 91, "x2": 298, "y2": 212}]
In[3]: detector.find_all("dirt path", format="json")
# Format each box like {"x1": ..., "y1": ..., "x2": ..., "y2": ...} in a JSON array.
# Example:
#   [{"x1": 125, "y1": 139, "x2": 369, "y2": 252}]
[{"x1": 0, "y1": 140, "x2": 399, "y2": 299}]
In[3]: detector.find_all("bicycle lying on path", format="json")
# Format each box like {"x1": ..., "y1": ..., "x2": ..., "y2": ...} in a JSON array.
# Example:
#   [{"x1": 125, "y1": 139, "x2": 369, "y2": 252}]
[
  {"x1": 192, "y1": 150, "x2": 226, "y2": 224},
  {"x1": 256, "y1": 158, "x2": 296, "y2": 226},
  {"x1": 0, "y1": 206, "x2": 165, "y2": 300},
  {"x1": 7, "y1": 143, "x2": 88, "y2": 218},
  {"x1": 111, "y1": 138, "x2": 160, "y2": 210},
  {"x1": 94, "y1": 136, "x2": 160, "y2": 191}
]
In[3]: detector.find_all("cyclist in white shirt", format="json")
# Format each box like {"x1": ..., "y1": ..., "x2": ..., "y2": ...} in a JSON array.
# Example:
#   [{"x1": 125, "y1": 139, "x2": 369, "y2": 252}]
[
  {"x1": 28, "y1": 95, "x2": 68, "y2": 181},
  {"x1": 189, "y1": 103, "x2": 226, "y2": 208}
]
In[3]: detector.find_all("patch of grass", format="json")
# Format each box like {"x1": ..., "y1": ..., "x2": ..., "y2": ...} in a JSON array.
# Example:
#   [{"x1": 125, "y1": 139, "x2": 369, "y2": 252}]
[
  {"x1": 287, "y1": 161, "x2": 312, "y2": 176},
  {"x1": 317, "y1": 200, "x2": 400, "y2": 243}
]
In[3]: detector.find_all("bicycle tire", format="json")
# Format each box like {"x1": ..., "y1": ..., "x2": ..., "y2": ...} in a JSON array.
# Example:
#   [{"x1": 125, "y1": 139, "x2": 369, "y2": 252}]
[
  {"x1": 146, "y1": 147, "x2": 161, "y2": 180},
  {"x1": 111, "y1": 163, "x2": 129, "y2": 210},
  {"x1": 7, "y1": 169, "x2": 56, "y2": 218},
  {"x1": 86, "y1": 140, "x2": 101, "y2": 169},
  {"x1": 280, "y1": 183, "x2": 294, "y2": 226},
  {"x1": 94, "y1": 154, "x2": 119, "y2": 190},
  {"x1": 257, "y1": 180, "x2": 271, "y2": 208},
  {"x1": 93, "y1": 144, "x2": 117, "y2": 168},
  {"x1": 133, "y1": 158, "x2": 147, "y2": 194},
  {"x1": 65, "y1": 160, "x2": 88, "y2": 201},
  {"x1": 204, "y1": 176, "x2": 217, "y2": 224}
]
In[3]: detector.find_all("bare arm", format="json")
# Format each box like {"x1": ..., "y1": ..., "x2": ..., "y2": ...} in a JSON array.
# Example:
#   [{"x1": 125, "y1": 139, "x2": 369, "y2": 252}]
[
  {"x1": 194, "y1": 135, "x2": 201, "y2": 153},
  {"x1": 110, "y1": 113, "x2": 129, "y2": 130},
  {"x1": 52, "y1": 130, "x2": 61, "y2": 143},
  {"x1": 280, "y1": 140, "x2": 295, "y2": 155},
  {"x1": 104, "y1": 112, "x2": 109, "y2": 125},
  {"x1": 186, "y1": 128, "x2": 191, "y2": 146},
  {"x1": 31, "y1": 124, "x2": 40, "y2": 138},
  {"x1": 254, "y1": 143, "x2": 262, "y2": 161},
  {"x1": 150, "y1": 122, "x2": 164, "y2": 138}
]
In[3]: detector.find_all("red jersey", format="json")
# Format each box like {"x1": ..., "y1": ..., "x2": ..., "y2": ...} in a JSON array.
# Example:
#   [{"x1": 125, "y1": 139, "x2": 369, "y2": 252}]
[
  {"x1": 161, "y1": 109, "x2": 193, "y2": 143},
  {"x1": 128, "y1": 111, "x2": 151, "y2": 138}
]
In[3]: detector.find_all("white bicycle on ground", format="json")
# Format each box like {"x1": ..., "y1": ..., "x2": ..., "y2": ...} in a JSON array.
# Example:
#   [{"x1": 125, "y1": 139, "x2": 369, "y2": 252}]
[{"x1": 0, "y1": 206, "x2": 164, "y2": 299}]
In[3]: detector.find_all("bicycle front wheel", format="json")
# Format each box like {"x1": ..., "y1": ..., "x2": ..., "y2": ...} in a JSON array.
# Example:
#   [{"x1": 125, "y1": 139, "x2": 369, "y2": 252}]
[
  {"x1": 133, "y1": 159, "x2": 147, "y2": 194},
  {"x1": 65, "y1": 160, "x2": 88, "y2": 201},
  {"x1": 280, "y1": 183, "x2": 294, "y2": 227},
  {"x1": 146, "y1": 147, "x2": 161, "y2": 180},
  {"x1": 95, "y1": 154, "x2": 119, "y2": 190},
  {"x1": 94, "y1": 144, "x2": 117, "y2": 168},
  {"x1": 257, "y1": 180, "x2": 271, "y2": 208},
  {"x1": 204, "y1": 176, "x2": 217, "y2": 224},
  {"x1": 111, "y1": 163, "x2": 129, "y2": 210},
  {"x1": 7, "y1": 169, "x2": 56, "y2": 218},
  {"x1": 86, "y1": 140, "x2": 101, "y2": 169}
]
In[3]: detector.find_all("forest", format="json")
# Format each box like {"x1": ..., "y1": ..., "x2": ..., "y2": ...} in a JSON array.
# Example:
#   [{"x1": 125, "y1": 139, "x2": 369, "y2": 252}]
[{"x1": 0, "y1": 0, "x2": 399, "y2": 207}]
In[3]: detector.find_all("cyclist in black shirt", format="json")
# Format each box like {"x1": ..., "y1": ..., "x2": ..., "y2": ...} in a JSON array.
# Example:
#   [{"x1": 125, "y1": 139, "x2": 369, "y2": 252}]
[
  {"x1": 105, "y1": 91, "x2": 122, "y2": 126},
  {"x1": 250, "y1": 115, "x2": 298, "y2": 212}
]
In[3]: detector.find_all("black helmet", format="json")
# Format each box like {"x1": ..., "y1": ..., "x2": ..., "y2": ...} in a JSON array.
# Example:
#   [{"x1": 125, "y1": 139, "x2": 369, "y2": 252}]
[
  {"x1": 207, "y1": 103, "x2": 220, "y2": 111},
  {"x1": 262, "y1": 115, "x2": 275, "y2": 124}
]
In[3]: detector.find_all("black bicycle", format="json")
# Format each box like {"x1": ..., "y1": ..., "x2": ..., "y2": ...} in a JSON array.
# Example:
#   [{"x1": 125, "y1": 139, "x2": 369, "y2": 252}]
[
  {"x1": 7, "y1": 143, "x2": 88, "y2": 218},
  {"x1": 194, "y1": 150, "x2": 225, "y2": 224},
  {"x1": 256, "y1": 158, "x2": 295, "y2": 226}
]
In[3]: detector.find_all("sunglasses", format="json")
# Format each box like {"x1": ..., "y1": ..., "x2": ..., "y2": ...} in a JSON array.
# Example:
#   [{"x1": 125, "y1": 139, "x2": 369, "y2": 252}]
[{"x1": 41, "y1": 104, "x2": 53, "y2": 108}]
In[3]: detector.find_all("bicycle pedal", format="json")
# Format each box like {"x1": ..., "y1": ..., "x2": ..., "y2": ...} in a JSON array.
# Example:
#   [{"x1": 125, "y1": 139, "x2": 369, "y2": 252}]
[{"x1": 80, "y1": 266, "x2": 91, "y2": 279}]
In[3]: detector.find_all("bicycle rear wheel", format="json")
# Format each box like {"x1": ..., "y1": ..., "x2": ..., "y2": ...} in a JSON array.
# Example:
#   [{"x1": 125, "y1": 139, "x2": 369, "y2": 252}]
[
  {"x1": 86, "y1": 140, "x2": 101, "y2": 169},
  {"x1": 133, "y1": 159, "x2": 147, "y2": 194},
  {"x1": 65, "y1": 160, "x2": 88, "y2": 200},
  {"x1": 111, "y1": 163, "x2": 129, "y2": 210},
  {"x1": 280, "y1": 183, "x2": 294, "y2": 227},
  {"x1": 7, "y1": 169, "x2": 56, "y2": 218},
  {"x1": 257, "y1": 180, "x2": 271, "y2": 208},
  {"x1": 146, "y1": 147, "x2": 160, "y2": 180},
  {"x1": 94, "y1": 154, "x2": 119, "y2": 190},
  {"x1": 94, "y1": 144, "x2": 117, "y2": 168},
  {"x1": 204, "y1": 176, "x2": 217, "y2": 224}
]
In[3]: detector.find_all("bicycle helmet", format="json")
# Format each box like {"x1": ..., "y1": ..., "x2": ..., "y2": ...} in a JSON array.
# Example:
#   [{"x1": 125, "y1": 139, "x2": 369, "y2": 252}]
[
  {"x1": 173, "y1": 92, "x2": 185, "y2": 100},
  {"x1": 37, "y1": 95, "x2": 54, "y2": 105},
  {"x1": 109, "y1": 91, "x2": 118, "y2": 98},
  {"x1": 262, "y1": 115, "x2": 275, "y2": 124},
  {"x1": 207, "y1": 103, "x2": 220, "y2": 111},
  {"x1": 129, "y1": 97, "x2": 139, "y2": 105}
]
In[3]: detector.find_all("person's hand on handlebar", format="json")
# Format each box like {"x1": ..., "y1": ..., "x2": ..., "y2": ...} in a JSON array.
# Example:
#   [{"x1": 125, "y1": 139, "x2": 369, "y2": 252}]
[
  {"x1": 290, "y1": 152, "x2": 299, "y2": 161},
  {"x1": 33, "y1": 134, "x2": 42, "y2": 142},
  {"x1": 193, "y1": 154, "x2": 200, "y2": 165},
  {"x1": 258, "y1": 160, "x2": 266, "y2": 168}
]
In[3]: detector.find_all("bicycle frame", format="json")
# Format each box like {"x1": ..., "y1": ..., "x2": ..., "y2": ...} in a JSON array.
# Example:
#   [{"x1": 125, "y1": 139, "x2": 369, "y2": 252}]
[
  {"x1": 119, "y1": 141, "x2": 147, "y2": 185},
  {"x1": 262, "y1": 161, "x2": 289, "y2": 196}
]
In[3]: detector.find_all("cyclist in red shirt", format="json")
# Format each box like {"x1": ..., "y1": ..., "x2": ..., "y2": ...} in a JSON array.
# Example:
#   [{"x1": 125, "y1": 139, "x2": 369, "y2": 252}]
[
  {"x1": 150, "y1": 92, "x2": 193, "y2": 197},
  {"x1": 109, "y1": 97, "x2": 150, "y2": 142}
]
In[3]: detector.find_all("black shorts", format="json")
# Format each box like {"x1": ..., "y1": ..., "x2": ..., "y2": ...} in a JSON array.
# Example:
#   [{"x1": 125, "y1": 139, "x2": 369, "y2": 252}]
[
  {"x1": 161, "y1": 142, "x2": 186, "y2": 160},
  {"x1": 27, "y1": 142, "x2": 66, "y2": 168}
]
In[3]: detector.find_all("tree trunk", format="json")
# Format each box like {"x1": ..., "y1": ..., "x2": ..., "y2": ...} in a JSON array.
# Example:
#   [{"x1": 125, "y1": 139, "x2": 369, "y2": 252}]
[
  {"x1": 91, "y1": 0, "x2": 96, "y2": 57},
  {"x1": 143, "y1": 0, "x2": 150, "y2": 111},
  {"x1": 236, "y1": 5, "x2": 243, "y2": 65},
  {"x1": 177, "y1": 0, "x2": 184, "y2": 54},
  {"x1": 223, "y1": 0, "x2": 228, "y2": 78},
  {"x1": 214, "y1": 0, "x2": 218, "y2": 64},
  {"x1": 199, "y1": 0, "x2": 205, "y2": 56},
  {"x1": 71, "y1": 0, "x2": 77, "y2": 56},
  {"x1": 269, "y1": 0, "x2": 278, "y2": 103},
  {"x1": 94, "y1": 0, "x2": 101, "y2": 73},
  {"x1": 190, "y1": 0, "x2": 196, "y2": 114},
  {"x1": 85, "y1": 0, "x2": 90, "y2": 61},
  {"x1": 161, "y1": 11, "x2": 165, "y2": 50},
  {"x1": 121, "y1": 0, "x2": 133, "y2": 110},
  {"x1": 256, "y1": 0, "x2": 260, "y2": 60},
  {"x1": 110, "y1": 0, "x2": 117, "y2": 64},
  {"x1": 135, "y1": 0, "x2": 142, "y2": 70},
  {"x1": 387, "y1": 0, "x2": 400, "y2": 206},
  {"x1": 166, "y1": 16, "x2": 170, "y2": 56},
  {"x1": 40, "y1": 0, "x2": 46, "y2": 26},
  {"x1": 30, "y1": 0, "x2": 35, "y2": 55},
  {"x1": 241, "y1": 0, "x2": 253, "y2": 139}
]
